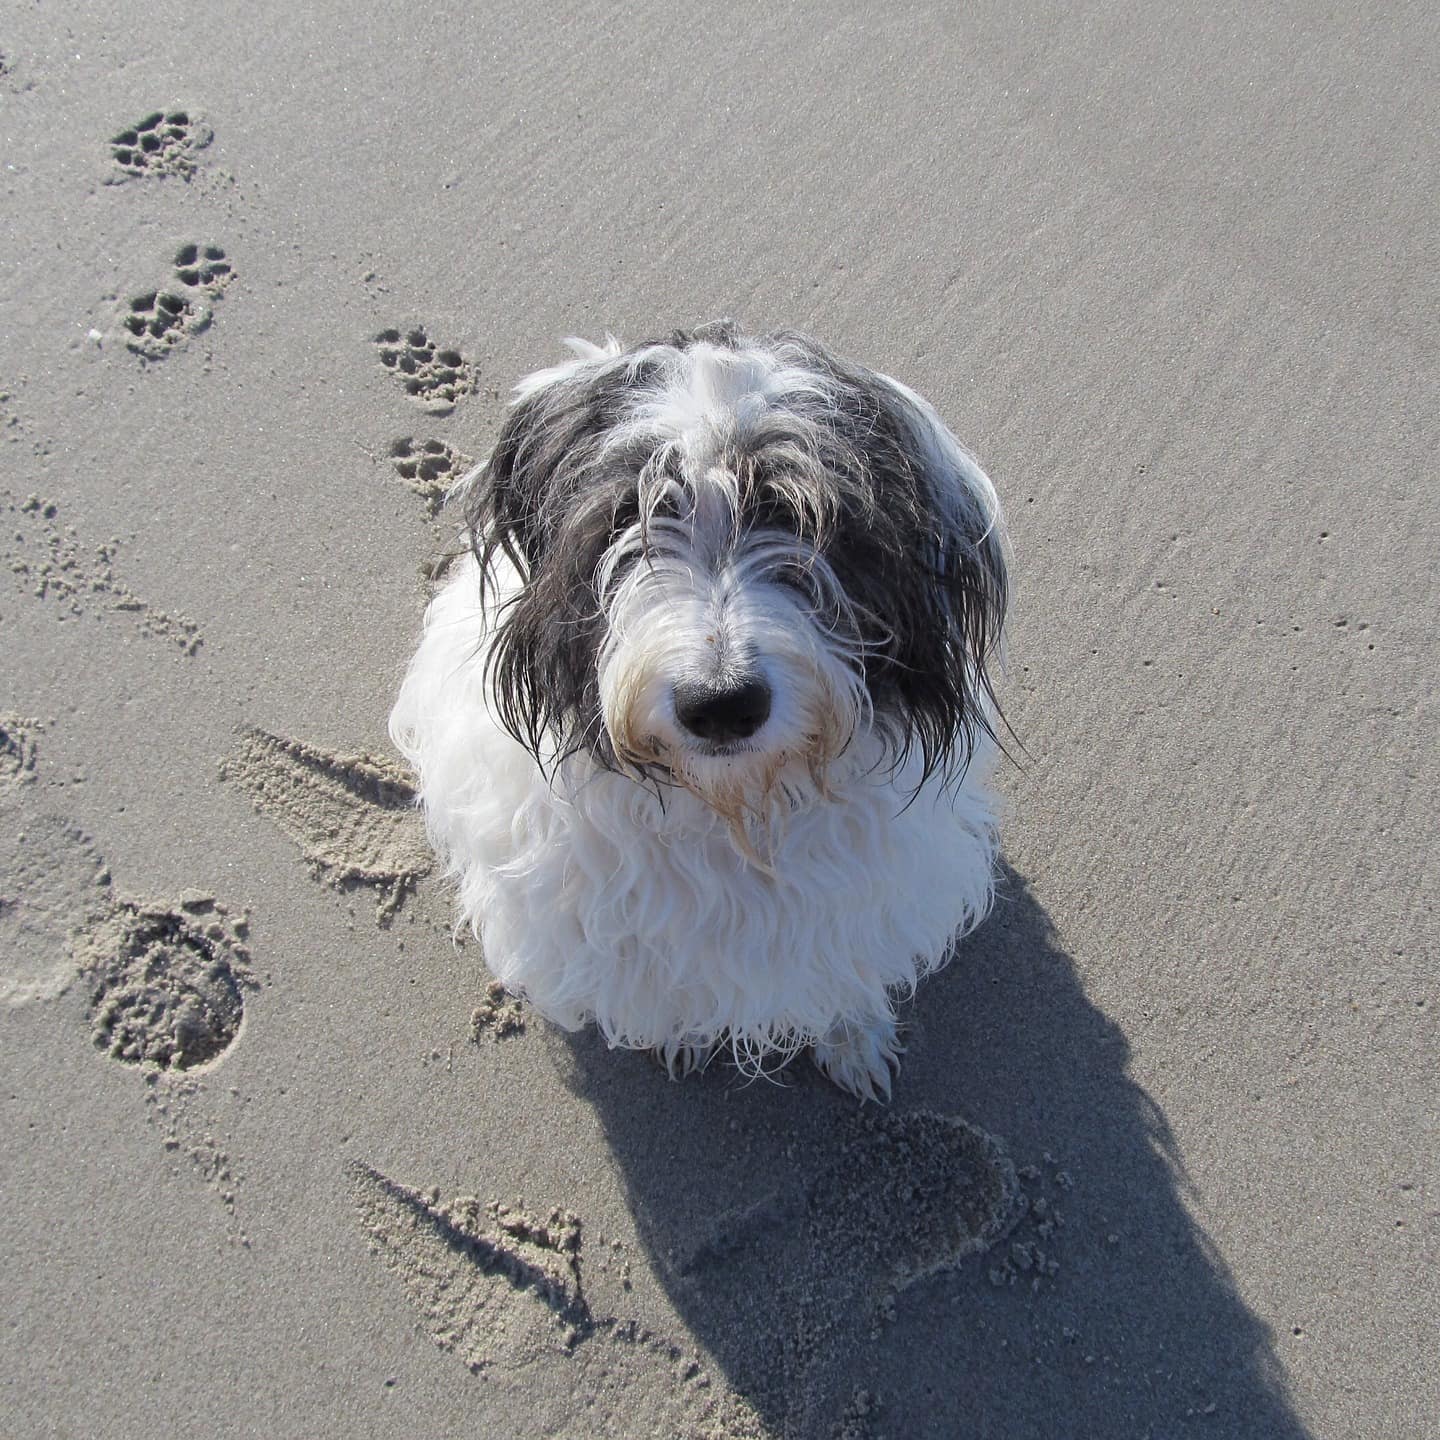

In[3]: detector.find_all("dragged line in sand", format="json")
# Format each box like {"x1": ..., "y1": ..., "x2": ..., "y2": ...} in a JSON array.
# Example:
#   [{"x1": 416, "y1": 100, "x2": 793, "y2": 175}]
[
  {"x1": 352, "y1": 1118, "x2": 1022, "y2": 1435},
  {"x1": 351, "y1": 1163, "x2": 766, "y2": 1436},
  {"x1": 352, "y1": 1162, "x2": 587, "y2": 1367},
  {"x1": 221, "y1": 727, "x2": 431, "y2": 923}
]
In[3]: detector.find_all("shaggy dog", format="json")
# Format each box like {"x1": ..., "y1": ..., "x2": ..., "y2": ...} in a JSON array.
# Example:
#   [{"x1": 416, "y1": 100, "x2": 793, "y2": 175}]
[{"x1": 389, "y1": 321, "x2": 1008, "y2": 1100}]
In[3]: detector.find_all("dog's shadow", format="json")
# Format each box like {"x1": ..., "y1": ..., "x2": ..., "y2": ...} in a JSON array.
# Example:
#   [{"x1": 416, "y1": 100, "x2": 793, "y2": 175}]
[{"x1": 552, "y1": 865, "x2": 1313, "y2": 1439}]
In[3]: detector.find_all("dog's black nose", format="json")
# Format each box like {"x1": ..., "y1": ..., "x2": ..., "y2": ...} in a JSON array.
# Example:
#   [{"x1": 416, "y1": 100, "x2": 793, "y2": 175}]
[{"x1": 674, "y1": 675, "x2": 772, "y2": 744}]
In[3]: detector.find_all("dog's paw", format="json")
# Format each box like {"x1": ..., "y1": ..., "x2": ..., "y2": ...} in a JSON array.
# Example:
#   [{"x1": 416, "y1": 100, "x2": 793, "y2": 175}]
[{"x1": 812, "y1": 1014, "x2": 902, "y2": 1103}]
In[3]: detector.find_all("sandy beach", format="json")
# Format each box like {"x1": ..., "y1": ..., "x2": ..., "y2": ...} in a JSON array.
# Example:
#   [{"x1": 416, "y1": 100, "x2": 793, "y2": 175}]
[{"x1": 2, "y1": 2, "x2": 1435, "y2": 1435}]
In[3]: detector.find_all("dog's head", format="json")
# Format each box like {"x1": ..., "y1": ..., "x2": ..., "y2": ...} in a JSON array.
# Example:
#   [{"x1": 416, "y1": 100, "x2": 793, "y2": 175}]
[{"x1": 465, "y1": 322, "x2": 1007, "y2": 837}]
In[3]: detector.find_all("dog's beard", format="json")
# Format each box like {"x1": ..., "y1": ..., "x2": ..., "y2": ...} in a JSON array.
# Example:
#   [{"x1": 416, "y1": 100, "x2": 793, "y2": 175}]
[{"x1": 605, "y1": 704, "x2": 853, "y2": 869}]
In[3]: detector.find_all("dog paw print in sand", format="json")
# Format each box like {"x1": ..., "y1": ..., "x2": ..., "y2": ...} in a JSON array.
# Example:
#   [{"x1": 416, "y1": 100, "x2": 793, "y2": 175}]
[
  {"x1": 375, "y1": 329, "x2": 475, "y2": 414},
  {"x1": 220, "y1": 727, "x2": 431, "y2": 924},
  {"x1": 2, "y1": 493, "x2": 202, "y2": 652},
  {"x1": 118, "y1": 243, "x2": 233, "y2": 360},
  {"x1": 388, "y1": 437, "x2": 473, "y2": 515},
  {"x1": 121, "y1": 289, "x2": 206, "y2": 357},
  {"x1": 351, "y1": 1164, "x2": 764, "y2": 1437},
  {"x1": 171, "y1": 242, "x2": 233, "y2": 296},
  {"x1": 108, "y1": 109, "x2": 212, "y2": 181}
]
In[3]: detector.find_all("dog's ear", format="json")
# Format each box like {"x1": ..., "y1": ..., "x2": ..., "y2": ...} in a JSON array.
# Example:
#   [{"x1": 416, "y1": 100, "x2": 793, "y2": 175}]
[
  {"x1": 894, "y1": 380, "x2": 1008, "y2": 771},
  {"x1": 464, "y1": 342, "x2": 626, "y2": 590},
  {"x1": 888, "y1": 375, "x2": 1008, "y2": 664},
  {"x1": 462, "y1": 342, "x2": 632, "y2": 764},
  {"x1": 847, "y1": 372, "x2": 1010, "y2": 779},
  {"x1": 464, "y1": 388, "x2": 547, "y2": 581}
]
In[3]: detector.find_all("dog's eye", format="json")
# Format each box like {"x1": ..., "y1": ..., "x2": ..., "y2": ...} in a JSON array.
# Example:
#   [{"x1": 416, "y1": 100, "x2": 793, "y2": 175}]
[
  {"x1": 624, "y1": 484, "x2": 682, "y2": 530},
  {"x1": 773, "y1": 561, "x2": 814, "y2": 595},
  {"x1": 611, "y1": 493, "x2": 640, "y2": 531},
  {"x1": 745, "y1": 489, "x2": 793, "y2": 534}
]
